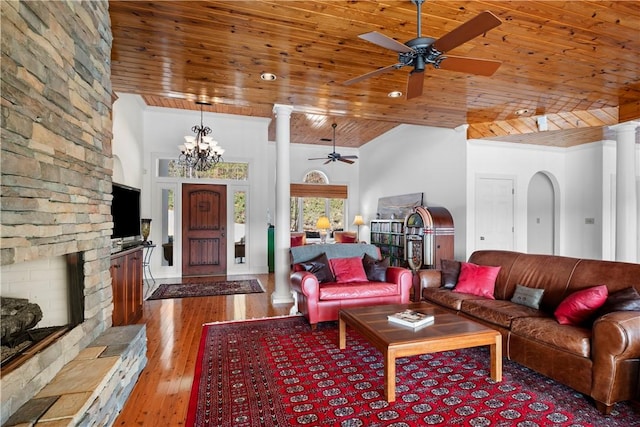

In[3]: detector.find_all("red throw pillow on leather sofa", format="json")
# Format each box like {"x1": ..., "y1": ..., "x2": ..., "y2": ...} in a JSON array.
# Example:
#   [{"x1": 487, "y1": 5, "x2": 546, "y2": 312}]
[
  {"x1": 291, "y1": 235, "x2": 304, "y2": 247},
  {"x1": 554, "y1": 285, "x2": 608, "y2": 325},
  {"x1": 453, "y1": 262, "x2": 500, "y2": 299},
  {"x1": 330, "y1": 257, "x2": 368, "y2": 283}
]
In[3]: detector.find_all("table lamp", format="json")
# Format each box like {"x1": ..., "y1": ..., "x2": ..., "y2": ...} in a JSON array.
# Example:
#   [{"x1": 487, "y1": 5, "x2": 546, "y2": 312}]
[
  {"x1": 316, "y1": 216, "x2": 331, "y2": 244},
  {"x1": 353, "y1": 215, "x2": 365, "y2": 242}
]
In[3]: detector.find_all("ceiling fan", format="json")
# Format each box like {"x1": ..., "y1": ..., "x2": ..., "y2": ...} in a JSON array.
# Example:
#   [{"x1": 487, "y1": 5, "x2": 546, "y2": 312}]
[
  {"x1": 344, "y1": 0, "x2": 502, "y2": 99},
  {"x1": 309, "y1": 123, "x2": 358, "y2": 164}
]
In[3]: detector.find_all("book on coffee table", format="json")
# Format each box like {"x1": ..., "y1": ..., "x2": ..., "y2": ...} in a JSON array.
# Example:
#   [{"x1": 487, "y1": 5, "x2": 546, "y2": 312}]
[{"x1": 387, "y1": 309, "x2": 434, "y2": 328}]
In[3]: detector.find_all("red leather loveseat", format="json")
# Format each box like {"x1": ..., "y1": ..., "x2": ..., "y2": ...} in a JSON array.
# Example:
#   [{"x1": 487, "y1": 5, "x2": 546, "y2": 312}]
[{"x1": 290, "y1": 243, "x2": 412, "y2": 328}]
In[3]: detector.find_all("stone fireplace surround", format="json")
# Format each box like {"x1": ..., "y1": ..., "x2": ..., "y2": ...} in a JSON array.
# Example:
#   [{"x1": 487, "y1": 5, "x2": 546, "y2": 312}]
[{"x1": 1, "y1": 1, "x2": 146, "y2": 424}]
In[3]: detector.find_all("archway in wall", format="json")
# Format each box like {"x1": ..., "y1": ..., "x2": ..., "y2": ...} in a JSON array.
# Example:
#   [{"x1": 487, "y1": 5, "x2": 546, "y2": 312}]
[
  {"x1": 112, "y1": 154, "x2": 124, "y2": 184},
  {"x1": 527, "y1": 172, "x2": 559, "y2": 255}
]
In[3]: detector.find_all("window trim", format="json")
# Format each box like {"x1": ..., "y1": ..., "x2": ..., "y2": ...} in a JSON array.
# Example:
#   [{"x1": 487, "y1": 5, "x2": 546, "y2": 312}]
[{"x1": 290, "y1": 183, "x2": 348, "y2": 199}]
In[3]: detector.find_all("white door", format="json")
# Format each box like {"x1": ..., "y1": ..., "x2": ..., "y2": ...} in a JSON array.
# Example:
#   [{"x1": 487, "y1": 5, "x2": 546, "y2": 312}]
[{"x1": 476, "y1": 176, "x2": 515, "y2": 250}]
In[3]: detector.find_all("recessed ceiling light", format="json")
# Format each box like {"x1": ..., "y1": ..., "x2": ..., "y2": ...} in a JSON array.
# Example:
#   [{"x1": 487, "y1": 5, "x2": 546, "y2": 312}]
[
  {"x1": 261, "y1": 72, "x2": 277, "y2": 81},
  {"x1": 388, "y1": 91, "x2": 403, "y2": 98}
]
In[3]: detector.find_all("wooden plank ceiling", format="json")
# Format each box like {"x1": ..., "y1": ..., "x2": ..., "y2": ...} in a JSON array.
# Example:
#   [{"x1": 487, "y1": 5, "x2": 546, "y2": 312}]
[{"x1": 110, "y1": 1, "x2": 640, "y2": 148}]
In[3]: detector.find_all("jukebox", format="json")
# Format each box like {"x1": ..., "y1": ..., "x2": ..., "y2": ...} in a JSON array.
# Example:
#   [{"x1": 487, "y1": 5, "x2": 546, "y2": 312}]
[{"x1": 404, "y1": 206, "x2": 454, "y2": 270}]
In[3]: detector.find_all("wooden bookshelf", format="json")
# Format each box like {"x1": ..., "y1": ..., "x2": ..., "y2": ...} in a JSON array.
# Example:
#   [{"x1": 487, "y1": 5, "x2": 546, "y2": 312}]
[{"x1": 370, "y1": 219, "x2": 406, "y2": 267}]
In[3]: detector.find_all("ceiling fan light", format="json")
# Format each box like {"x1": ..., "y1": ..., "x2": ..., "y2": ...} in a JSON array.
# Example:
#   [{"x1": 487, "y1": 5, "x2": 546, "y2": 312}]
[
  {"x1": 261, "y1": 72, "x2": 277, "y2": 81},
  {"x1": 388, "y1": 91, "x2": 403, "y2": 98}
]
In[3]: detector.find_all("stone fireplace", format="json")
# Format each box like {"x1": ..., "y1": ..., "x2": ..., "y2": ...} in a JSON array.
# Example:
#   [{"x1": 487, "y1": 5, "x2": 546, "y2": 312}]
[{"x1": 1, "y1": 1, "x2": 145, "y2": 424}]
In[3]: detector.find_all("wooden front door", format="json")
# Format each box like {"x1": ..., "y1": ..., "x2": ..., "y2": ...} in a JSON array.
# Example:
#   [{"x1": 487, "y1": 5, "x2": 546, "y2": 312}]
[{"x1": 182, "y1": 184, "x2": 227, "y2": 276}]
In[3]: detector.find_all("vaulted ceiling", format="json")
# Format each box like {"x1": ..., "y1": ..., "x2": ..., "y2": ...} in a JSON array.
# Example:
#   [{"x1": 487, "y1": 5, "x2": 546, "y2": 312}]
[{"x1": 109, "y1": 1, "x2": 640, "y2": 148}]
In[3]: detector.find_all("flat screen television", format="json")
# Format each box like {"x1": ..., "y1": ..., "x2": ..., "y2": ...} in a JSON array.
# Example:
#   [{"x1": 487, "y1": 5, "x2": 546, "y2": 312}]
[{"x1": 111, "y1": 183, "x2": 142, "y2": 243}]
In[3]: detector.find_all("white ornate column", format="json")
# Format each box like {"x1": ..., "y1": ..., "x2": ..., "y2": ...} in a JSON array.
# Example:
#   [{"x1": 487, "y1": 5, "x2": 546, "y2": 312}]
[
  {"x1": 271, "y1": 104, "x2": 295, "y2": 304},
  {"x1": 611, "y1": 121, "x2": 639, "y2": 263}
]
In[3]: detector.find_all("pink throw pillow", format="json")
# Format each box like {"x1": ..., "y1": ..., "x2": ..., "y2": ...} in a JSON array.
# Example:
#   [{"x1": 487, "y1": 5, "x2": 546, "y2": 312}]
[
  {"x1": 453, "y1": 262, "x2": 500, "y2": 299},
  {"x1": 330, "y1": 257, "x2": 368, "y2": 283},
  {"x1": 554, "y1": 285, "x2": 608, "y2": 325}
]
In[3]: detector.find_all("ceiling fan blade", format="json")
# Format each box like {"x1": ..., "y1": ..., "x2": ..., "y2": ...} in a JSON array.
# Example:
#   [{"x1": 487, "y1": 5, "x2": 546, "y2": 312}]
[
  {"x1": 437, "y1": 55, "x2": 501, "y2": 76},
  {"x1": 344, "y1": 63, "x2": 402, "y2": 86},
  {"x1": 309, "y1": 157, "x2": 329, "y2": 160},
  {"x1": 340, "y1": 155, "x2": 358, "y2": 159},
  {"x1": 338, "y1": 158, "x2": 355, "y2": 164},
  {"x1": 406, "y1": 70, "x2": 425, "y2": 100},
  {"x1": 324, "y1": 159, "x2": 332, "y2": 165},
  {"x1": 358, "y1": 31, "x2": 413, "y2": 53},
  {"x1": 432, "y1": 11, "x2": 502, "y2": 53}
]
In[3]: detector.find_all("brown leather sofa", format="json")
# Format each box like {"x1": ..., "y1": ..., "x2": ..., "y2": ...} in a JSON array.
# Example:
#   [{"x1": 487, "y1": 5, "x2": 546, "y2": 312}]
[{"x1": 418, "y1": 250, "x2": 640, "y2": 414}]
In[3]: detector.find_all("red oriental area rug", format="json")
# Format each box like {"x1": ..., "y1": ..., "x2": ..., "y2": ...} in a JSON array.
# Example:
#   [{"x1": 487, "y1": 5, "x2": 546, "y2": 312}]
[
  {"x1": 186, "y1": 316, "x2": 639, "y2": 427},
  {"x1": 147, "y1": 279, "x2": 264, "y2": 300}
]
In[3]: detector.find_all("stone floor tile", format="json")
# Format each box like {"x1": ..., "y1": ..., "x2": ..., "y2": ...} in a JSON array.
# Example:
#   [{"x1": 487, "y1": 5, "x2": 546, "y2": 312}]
[
  {"x1": 3, "y1": 396, "x2": 58, "y2": 426},
  {"x1": 76, "y1": 346, "x2": 106, "y2": 360},
  {"x1": 35, "y1": 356, "x2": 118, "y2": 398},
  {"x1": 39, "y1": 392, "x2": 92, "y2": 421},
  {"x1": 34, "y1": 419, "x2": 74, "y2": 426}
]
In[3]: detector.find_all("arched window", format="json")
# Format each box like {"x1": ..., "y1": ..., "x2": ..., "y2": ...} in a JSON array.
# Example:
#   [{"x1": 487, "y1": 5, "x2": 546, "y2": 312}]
[{"x1": 290, "y1": 171, "x2": 346, "y2": 236}]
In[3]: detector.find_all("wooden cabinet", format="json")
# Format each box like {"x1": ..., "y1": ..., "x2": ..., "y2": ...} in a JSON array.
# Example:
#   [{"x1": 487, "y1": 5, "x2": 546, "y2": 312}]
[
  {"x1": 110, "y1": 247, "x2": 143, "y2": 326},
  {"x1": 370, "y1": 219, "x2": 406, "y2": 267}
]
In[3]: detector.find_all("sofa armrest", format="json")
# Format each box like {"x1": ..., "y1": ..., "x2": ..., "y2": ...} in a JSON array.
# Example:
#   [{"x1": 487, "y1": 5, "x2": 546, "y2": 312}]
[
  {"x1": 591, "y1": 311, "x2": 640, "y2": 407},
  {"x1": 418, "y1": 269, "x2": 441, "y2": 289},
  {"x1": 593, "y1": 311, "x2": 640, "y2": 359},
  {"x1": 290, "y1": 271, "x2": 320, "y2": 299},
  {"x1": 386, "y1": 266, "x2": 413, "y2": 303}
]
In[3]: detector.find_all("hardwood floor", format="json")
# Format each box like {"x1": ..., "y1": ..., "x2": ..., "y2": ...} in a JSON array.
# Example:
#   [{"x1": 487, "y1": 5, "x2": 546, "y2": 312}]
[{"x1": 114, "y1": 274, "x2": 291, "y2": 426}]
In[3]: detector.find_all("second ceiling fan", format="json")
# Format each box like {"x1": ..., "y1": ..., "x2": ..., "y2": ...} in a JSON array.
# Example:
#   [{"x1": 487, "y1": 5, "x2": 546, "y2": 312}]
[
  {"x1": 344, "y1": 0, "x2": 502, "y2": 99},
  {"x1": 309, "y1": 123, "x2": 358, "y2": 165}
]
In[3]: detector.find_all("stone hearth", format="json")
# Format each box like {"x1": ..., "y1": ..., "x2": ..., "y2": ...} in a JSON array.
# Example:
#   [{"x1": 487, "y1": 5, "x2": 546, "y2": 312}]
[{"x1": 4, "y1": 325, "x2": 147, "y2": 427}]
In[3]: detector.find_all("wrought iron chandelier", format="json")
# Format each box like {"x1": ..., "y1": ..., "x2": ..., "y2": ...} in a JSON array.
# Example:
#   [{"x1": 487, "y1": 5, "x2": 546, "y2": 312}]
[{"x1": 178, "y1": 101, "x2": 224, "y2": 173}]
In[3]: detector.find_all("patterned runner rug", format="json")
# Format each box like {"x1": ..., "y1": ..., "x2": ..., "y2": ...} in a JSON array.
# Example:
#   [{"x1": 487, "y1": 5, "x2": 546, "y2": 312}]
[
  {"x1": 186, "y1": 316, "x2": 639, "y2": 427},
  {"x1": 147, "y1": 279, "x2": 264, "y2": 300}
]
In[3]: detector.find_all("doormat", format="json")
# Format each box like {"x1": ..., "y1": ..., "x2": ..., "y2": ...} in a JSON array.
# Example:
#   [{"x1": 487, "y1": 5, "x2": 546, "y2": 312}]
[
  {"x1": 186, "y1": 316, "x2": 639, "y2": 426},
  {"x1": 147, "y1": 279, "x2": 264, "y2": 300}
]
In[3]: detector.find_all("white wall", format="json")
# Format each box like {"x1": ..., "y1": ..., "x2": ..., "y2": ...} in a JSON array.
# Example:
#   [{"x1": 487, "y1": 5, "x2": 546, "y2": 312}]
[
  {"x1": 113, "y1": 96, "x2": 362, "y2": 277},
  {"x1": 112, "y1": 94, "x2": 144, "y2": 188},
  {"x1": 466, "y1": 139, "x2": 615, "y2": 260},
  {"x1": 359, "y1": 124, "x2": 468, "y2": 259},
  {"x1": 113, "y1": 95, "x2": 639, "y2": 272},
  {"x1": 467, "y1": 139, "x2": 567, "y2": 258},
  {"x1": 564, "y1": 142, "x2": 604, "y2": 259},
  {"x1": 145, "y1": 106, "x2": 271, "y2": 276},
  {"x1": 286, "y1": 142, "x2": 361, "y2": 231}
]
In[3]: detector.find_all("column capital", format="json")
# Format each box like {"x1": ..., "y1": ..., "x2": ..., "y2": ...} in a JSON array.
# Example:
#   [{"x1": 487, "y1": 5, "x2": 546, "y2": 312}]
[
  {"x1": 272, "y1": 104, "x2": 294, "y2": 117},
  {"x1": 609, "y1": 121, "x2": 640, "y2": 133}
]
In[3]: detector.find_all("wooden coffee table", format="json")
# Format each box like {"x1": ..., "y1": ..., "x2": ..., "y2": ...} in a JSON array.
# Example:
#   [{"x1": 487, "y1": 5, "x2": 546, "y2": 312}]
[{"x1": 338, "y1": 302, "x2": 502, "y2": 402}]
